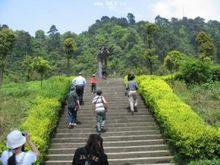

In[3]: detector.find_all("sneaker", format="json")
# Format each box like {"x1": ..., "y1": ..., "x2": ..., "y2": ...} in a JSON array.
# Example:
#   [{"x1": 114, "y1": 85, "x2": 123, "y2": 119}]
[
  {"x1": 134, "y1": 106, "x2": 138, "y2": 112},
  {"x1": 73, "y1": 123, "x2": 77, "y2": 126},
  {"x1": 101, "y1": 128, "x2": 106, "y2": 133},
  {"x1": 76, "y1": 121, "x2": 81, "y2": 125},
  {"x1": 68, "y1": 124, "x2": 73, "y2": 129}
]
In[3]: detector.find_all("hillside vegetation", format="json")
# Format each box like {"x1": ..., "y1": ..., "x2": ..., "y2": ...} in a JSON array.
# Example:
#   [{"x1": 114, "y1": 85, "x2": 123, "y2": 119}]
[{"x1": 1, "y1": 14, "x2": 220, "y2": 84}]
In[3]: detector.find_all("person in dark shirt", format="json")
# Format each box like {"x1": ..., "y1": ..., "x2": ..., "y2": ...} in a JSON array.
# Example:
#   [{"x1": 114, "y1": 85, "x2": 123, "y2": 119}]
[
  {"x1": 67, "y1": 86, "x2": 80, "y2": 128},
  {"x1": 72, "y1": 134, "x2": 108, "y2": 165}
]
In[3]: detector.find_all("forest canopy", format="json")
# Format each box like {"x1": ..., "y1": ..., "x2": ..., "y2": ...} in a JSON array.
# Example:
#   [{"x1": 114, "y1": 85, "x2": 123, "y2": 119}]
[{"x1": 1, "y1": 14, "x2": 220, "y2": 83}]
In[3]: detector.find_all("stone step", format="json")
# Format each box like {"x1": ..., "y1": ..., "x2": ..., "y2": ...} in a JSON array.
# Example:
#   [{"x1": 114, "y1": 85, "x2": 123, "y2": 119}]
[
  {"x1": 56, "y1": 125, "x2": 159, "y2": 133},
  {"x1": 77, "y1": 106, "x2": 147, "y2": 110},
  {"x1": 86, "y1": 95, "x2": 143, "y2": 98},
  {"x1": 59, "y1": 117, "x2": 155, "y2": 125},
  {"x1": 48, "y1": 144, "x2": 168, "y2": 154},
  {"x1": 78, "y1": 98, "x2": 145, "y2": 104},
  {"x1": 50, "y1": 139, "x2": 165, "y2": 148},
  {"x1": 108, "y1": 156, "x2": 174, "y2": 164},
  {"x1": 134, "y1": 164, "x2": 174, "y2": 165},
  {"x1": 59, "y1": 116, "x2": 155, "y2": 123},
  {"x1": 62, "y1": 112, "x2": 152, "y2": 118},
  {"x1": 47, "y1": 150, "x2": 170, "y2": 160},
  {"x1": 54, "y1": 130, "x2": 160, "y2": 138},
  {"x1": 60, "y1": 112, "x2": 153, "y2": 122},
  {"x1": 45, "y1": 156, "x2": 173, "y2": 165},
  {"x1": 57, "y1": 121, "x2": 157, "y2": 129},
  {"x1": 51, "y1": 134, "x2": 163, "y2": 143}
]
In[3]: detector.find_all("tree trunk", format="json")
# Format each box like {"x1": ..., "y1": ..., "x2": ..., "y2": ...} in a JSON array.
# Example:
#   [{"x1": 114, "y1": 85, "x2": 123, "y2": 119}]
[
  {"x1": 148, "y1": 40, "x2": 153, "y2": 74},
  {"x1": 67, "y1": 58, "x2": 70, "y2": 76},
  {"x1": 149, "y1": 59, "x2": 153, "y2": 74},
  {"x1": 0, "y1": 65, "x2": 4, "y2": 87}
]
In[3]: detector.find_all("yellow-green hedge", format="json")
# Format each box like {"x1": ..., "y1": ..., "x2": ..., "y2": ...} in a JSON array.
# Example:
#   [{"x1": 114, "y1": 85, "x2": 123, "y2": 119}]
[
  {"x1": 136, "y1": 75, "x2": 220, "y2": 159},
  {"x1": 21, "y1": 76, "x2": 72, "y2": 163},
  {"x1": 0, "y1": 76, "x2": 72, "y2": 163}
]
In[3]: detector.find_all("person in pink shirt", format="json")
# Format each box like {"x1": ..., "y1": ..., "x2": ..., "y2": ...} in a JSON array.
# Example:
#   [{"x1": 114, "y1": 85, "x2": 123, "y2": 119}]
[{"x1": 90, "y1": 74, "x2": 97, "y2": 94}]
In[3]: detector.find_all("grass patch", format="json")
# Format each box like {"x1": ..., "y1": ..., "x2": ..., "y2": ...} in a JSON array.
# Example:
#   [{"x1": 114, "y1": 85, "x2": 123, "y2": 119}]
[
  {"x1": 0, "y1": 76, "x2": 72, "y2": 159},
  {"x1": 168, "y1": 80, "x2": 220, "y2": 127},
  {"x1": 0, "y1": 83, "x2": 37, "y2": 140}
]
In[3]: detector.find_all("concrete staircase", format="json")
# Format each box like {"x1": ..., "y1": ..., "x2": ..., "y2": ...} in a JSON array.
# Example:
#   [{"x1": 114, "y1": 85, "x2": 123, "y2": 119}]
[{"x1": 45, "y1": 78, "x2": 174, "y2": 165}]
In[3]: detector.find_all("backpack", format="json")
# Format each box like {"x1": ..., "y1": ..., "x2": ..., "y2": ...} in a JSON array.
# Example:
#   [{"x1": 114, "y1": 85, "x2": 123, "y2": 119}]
[{"x1": 67, "y1": 91, "x2": 77, "y2": 109}]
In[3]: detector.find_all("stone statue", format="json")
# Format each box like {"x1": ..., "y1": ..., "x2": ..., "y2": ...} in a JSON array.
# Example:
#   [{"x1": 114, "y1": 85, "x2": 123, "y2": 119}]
[{"x1": 97, "y1": 45, "x2": 113, "y2": 78}]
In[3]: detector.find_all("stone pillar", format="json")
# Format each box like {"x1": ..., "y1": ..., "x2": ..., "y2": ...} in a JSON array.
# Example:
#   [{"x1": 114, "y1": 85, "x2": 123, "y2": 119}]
[{"x1": 98, "y1": 60, "x2": 102, "y2": 78}]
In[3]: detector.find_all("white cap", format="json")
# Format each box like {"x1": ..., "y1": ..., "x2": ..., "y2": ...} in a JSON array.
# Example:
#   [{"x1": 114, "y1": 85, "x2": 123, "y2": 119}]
[{"x1": 6, "y1": 130, "x2": 26, "y2": 149}]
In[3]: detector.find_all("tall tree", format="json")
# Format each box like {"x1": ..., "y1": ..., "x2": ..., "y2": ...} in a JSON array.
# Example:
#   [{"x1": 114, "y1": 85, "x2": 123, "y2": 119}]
[
  {"x1": 33, "y1": 56, "x2": 51, "y2": 88},
  {"x1": 155, "y1": 15, "x2": 169, "y2": 28},
  {"x1": 164, "y1": 50, "x2": 185, "y2": 73},
  {"x1": 12, "y1": 30, "x2": 32, "y2": 58},
  {"x1": 0, "y1": 28, "x2": 16, "y2": 86},
  {"x1": 47, "y1": 25, "x2": 60, "y2": 52},
  {"x1": 144, "y1": 23, "x2": 158, "y2": 74},
  {"x1": 21, "y1": 56, "x2": 35, "y2": 80},
  {"x1": 35, "y1": 30, "x2": 46, "y2": 42},
  {"x1": 196, "y1": 31, "x2": 216, "y2": 60},
  {"x1": 127, "y1": 13, "x2": 135, "y2": 25},
  {"x1": 63, "y1": 38, "x2": 77, "y2": 75},
  {"x1": 33, "y1": 30, "x2": 46, "y2": 56}
]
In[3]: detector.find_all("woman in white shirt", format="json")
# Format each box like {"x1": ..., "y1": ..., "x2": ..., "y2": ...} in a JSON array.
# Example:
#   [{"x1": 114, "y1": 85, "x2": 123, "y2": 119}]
[{"x1": 0, "y1": 130, "x2": 40, "y2": 165}]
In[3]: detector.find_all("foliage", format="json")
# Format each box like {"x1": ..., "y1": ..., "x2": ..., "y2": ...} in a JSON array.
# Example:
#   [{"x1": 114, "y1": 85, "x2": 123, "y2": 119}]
[
  {"x1": 0, "y1": 28, "x2": 16, "y2": 86},
  {"x1": 64, "y1": 38, "x2": 77, "y2": 59},
  {"x1": 32, "y1": 57, "x2": 51, "y2": 88},
  {"x1": 3, "y1": 15, "x2": 220, "y2": 82},
  {"x1": 189, "y1": 158, "x2": 220, "y2": 165},
  {"x1": 144, "y1": 23, "x2": 159, "y2": 74},
  {"x1": 0, "y1": 76, "x2": 72, "y2": 163},
  {"x1": 127, "y1": 13, "x2": 135, "y2": 25},
  {"x1": 21, "y1": 56, "x2": 35, "y2": 80},
  {"x1": 179, "y1": 58, "x2": 213, "y2": 84},
  {"x1": 164, "y1": 50, "x2": 185, "y2": 72},
  {"x1": 211, "y1": 65, "x2": 220, "y2": 81},
  {"x1": 196, "y1": 31, "x2": 216, "y2": 60},
  {"x1": 64, "y1": 37, "x2": 77, "y2": 75},
  {"x1": 136, "y1": 75, "x2": 220, "y2": 159}
]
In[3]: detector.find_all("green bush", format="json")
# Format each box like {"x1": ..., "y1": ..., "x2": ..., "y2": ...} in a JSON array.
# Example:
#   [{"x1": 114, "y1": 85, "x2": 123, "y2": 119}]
[
  {"x1": 136, "y1": 75, "x2": 220, "y2": 159},
  {"x1": 211, "y1": 65, "x2": 220, "y2": 81},
  {"x1": 189, "y1": 158, "x2": 220, "y2": 165},
  {"x1": 0, "y1": 76, "x2": 72, "y2": 163},
  {"x1": 164, "y1": 50, "x2": 185, "y2": 73},
  {"x1": 179, "y1": 58, "x2": 213, "y2": 84},
  {"x1": 21, "y1": 97, "x2": 60, "y2": 155}
]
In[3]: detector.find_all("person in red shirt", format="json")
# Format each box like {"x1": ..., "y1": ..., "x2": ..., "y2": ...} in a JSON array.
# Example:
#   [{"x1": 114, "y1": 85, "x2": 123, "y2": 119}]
[{"x1": 90, "y1": 74, "x2": 97, "y2": 94}]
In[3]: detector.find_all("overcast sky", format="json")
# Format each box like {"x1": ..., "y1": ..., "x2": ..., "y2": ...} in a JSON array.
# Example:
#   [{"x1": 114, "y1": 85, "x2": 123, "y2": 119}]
[{"x1": 1, "y1": 0, "x2": 220, "y2": 36}]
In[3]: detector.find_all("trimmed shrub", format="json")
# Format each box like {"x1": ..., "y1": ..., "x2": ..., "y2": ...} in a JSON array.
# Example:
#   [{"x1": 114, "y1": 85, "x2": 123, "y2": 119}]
[
  {"x1": 136, "y1": 75, "x2": 220, "y2": 159},
  {"x1": 0, "y1": 76, "x2": 72, "y2": 163},
  {"x1": 21, "y1": 97, "x2": 60, "y2": 154}
]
